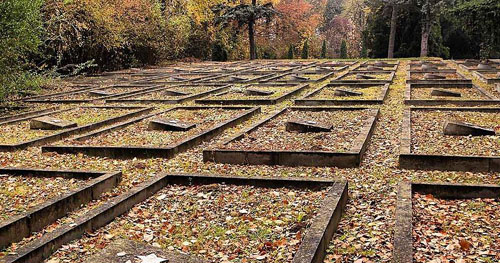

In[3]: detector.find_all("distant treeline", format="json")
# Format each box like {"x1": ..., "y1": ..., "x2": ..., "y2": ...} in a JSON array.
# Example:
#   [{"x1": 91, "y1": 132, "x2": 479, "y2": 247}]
[{"x1": 0, "y1": 0, "x2": 499, "y2": 100}]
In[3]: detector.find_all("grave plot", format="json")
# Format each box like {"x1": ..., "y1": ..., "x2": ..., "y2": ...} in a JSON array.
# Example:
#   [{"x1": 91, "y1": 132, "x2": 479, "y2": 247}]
[
  {"x1": 0, "y1": 167, "x2": 121, "y2": 250},
  {"x1": 393, "y1": 182, "x2": 500, "y2": 263},
  {"x1": 243, "y1": 65, "x2": 299, "y2": 74},
  {"x1": 291, "y1": 64, "x2": 348, "y2": 74},
  {"x1": 0, "y1": 106, "x2": 151, "y2": 151},
  {"x1": 25, "y1": 85, "x2": 157, "y2": 104},
  {"x1": 204, "y1": 107, "x2": 379, "y2": 167},
  {"x1": 265, "y1": 71, "x2": 336, "y2": 83},
  {"x1": 10, "y1": 83, "x2": 96, "y2": 102},
  {"x1": 406, "y1": 71, "x2": 471, "y2": 84},
  {"x1": 353, "y1": 61, "x2": 398, "y2": 72},
  {"x1": 473, "y1": 70, "x2": 500, "y2": 84},
  {"x1": 194, "y1": 72, "x2": 275, "y2": 84},
  {"x1": 136, "y1": 73, "x2": 221, "y2": 85},
  {"x1": 456, "y1": 60, "x2": 500, "y2": 72},
  {"x1": 399, "y1": 107, "x2": 500, "y2": 172},
  {"x1": 408, "y1": 61, "x2": 456, "y2": 72},
  {"x1": 43, "y1": 106, "x2": 260, "y2": 159},
  {"x1": 405, "y1": 83, "x2": 500, "y2": 106},
  {"x1": 317, "y1": 61, "x2": 358, "y2": 68},
  {"x1": 106, "y1": 84, "x2": 230, "y2": 104},
  {"x1": 8, "y1": 174, "x2": 347, "y2": 263},
  {"x1": 195, "y1": 83, "x2": 309, "y2": 105},
  {"x1": 295, "y1": 83, "x2": 389, "y2": 105},
  {"x1": 332, "y1": 71, "x2": 395, "y2": 84},
  {"x1": 0, "y1": 107, "x2": 59, "y2": 123}
]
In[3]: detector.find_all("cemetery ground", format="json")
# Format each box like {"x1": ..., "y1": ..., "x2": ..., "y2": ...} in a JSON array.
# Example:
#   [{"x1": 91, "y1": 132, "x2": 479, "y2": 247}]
[{"x1": 0, "y1": 59, "x2": 499, "y2": 263}]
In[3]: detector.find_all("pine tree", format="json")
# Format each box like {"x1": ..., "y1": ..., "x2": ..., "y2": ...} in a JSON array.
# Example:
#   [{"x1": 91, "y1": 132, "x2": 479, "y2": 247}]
[
  {"x1": 340, "y1": 40, "x2": 348, "y2": 59},
  {"x1": 287, "y1": 44, "x2": 294, "y2": 59},
  {"x1": 321, "y1": 40, "x2": 327, "y2": 58},
  {"x1": 301, "y1": 40, "x2": 309, "y2": 59}
]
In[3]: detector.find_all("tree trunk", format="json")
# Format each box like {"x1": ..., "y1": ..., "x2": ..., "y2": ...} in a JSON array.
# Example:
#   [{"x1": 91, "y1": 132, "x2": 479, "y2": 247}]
[
  {"x1": 249, "y1": 0, "x2": 257, "y2": 60},
  {"x1": 420, "y1": 22, "x2": 430, "y2": 57},
  {"x1": 249, "y1": 20, "x2": 256, "y2": 60},
  {"x1": 387, "y1": 4, "x2": 398, "y2": 58}
]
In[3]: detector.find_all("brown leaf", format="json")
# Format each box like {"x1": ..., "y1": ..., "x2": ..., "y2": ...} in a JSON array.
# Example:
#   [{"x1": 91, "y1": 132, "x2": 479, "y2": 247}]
[{"x1": 459, "y1": 239, "x2": 472, "y2": 251}]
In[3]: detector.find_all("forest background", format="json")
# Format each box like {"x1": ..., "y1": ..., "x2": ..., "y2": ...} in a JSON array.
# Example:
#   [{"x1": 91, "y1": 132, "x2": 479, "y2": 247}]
[{"x1": 1, "y1": 0, "x2": 499, "y2": 100}]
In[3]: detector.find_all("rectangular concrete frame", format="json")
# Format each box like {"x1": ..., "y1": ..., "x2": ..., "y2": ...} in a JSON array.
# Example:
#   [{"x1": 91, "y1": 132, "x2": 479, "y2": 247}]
[
  {"x1": 42, "y1": 106, "x2": 261, "y2": 159},
  {"x1": 295, "y1": 83, "x2": 389, "y2": 106},
  {"x1": 195, "y1": 83, "x2": 310, "y2": 105},
  {"x1": 404, "y1": 83, "x2": 500, "y2": 106},
  {"x1": 331, "y1": 71, "x2": 396, "y2": 84},
  {"x1": 134, "y1": 73, "x2": 222, "y2": 85},
  {"x1": 14, "y1": 86, "x2": 95, "y2": 102},
  {"x1": 0, "y1": 107, "x2": 59, "y2": 123},
  {"x1": 399, "y1": 107, "x2": 500, "y2": 172},
  {"x1": 203, "y1": 106, "x2": 379, "y2": 167},
  {"x1": 105, "y1": 84, "x2": 230, "y2": 104},
  {"x1": 194, "y1": 72, "x2": 276, "y2": 84},
  {"x1": 393, "y1": 181, "x2": 500, "y2": 263},
  {"x1": 25, "y1": 85, "x2": 159, "y2": 104},
  {"x1": 352, "y1": 61, "x2": 399, "y2": 72},
  {"x1": 265, "y1": 71, "x2": 336, "y2": 83},
  {"x1": 472, "y1": 70, "x2": 500, "y2": 84},
  {"x1": 406, "y1": 63, "x2": 456, "y2": 73},
  {"x1": 0, "y1": 167, "x2": 122, "y2": 249},
  {"x1": 0, "y1": 173, "x2": 347, "y2": 263},
  {"x1": 406, "y1": 70, "x2": 471, "y2": 85},
  {"x1": 0, "y1": 106, "x2": 153, "y2": 151},
  {"x1": 292, "y1": 65, "x2": 349, "y2": 74}
]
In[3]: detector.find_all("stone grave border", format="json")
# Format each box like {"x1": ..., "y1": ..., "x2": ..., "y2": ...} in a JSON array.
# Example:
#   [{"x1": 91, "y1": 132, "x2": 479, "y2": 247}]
[
  {"x1": 0, "y1": 105, "x2": 153, "y2": 151},
  {"x1": 264, "y1": 71, "x2": 336, "y2": 83},
  {"x1": 295, "y1": 83, "x2": 389, "y2": 106},
  {"x1": 106, "y1": 84, "x2": 230, "y2": 104},
  {"x1": 406, "y1": 64, "x2": 456, "y2": 73},
  {"x1": 406, "y1": 70, "x2": 471, "y2": 84},
  {"x1": 203, "y1": 106, "x2": 379, "y2": 167},
  {"x1": 0, "y1": 167, "x2": 122, "y2": 249},
  {"x1": 0, "y1": 107, "x2": 59, "y2": 123},
  {"x1": 13, "y1": 85, "x2": 96, "y2": 102},
  {"x1": 472, "y1": 70, "x2": 500, "y2": 84},
  {"x1": 331, "y1": 71, "x2": 396, "y2": 84},
  {"x1": 194, "y1": 72, "x2": 275, "y2": 84},
  {"x1": 0, "y1": 173, "x2": 347, "y2": 263},
  {"x1": 352, "y1": 61, "x2": 399, "y2": 72},
  {"x1": 133, "y1": 72, "x2": 222, "y2": 85},
  {"x1": 393, "y1": 181, "x2": 500, "y2": 263},
  {"x1": 25, "y1": 85, "x2": 159, "y2": 104},
  {"x1": 404, "y1": 83, "x2": 500, "y2": 106},
  {"x1": 195, "y1": 83, "x2": 310, "y2": 105},
  {"x1": 400, "y1": 107, "x2": 500, "y2": 172},
  {"x1": 42, "y1": 106, "x2": 260, "y2": 159}
]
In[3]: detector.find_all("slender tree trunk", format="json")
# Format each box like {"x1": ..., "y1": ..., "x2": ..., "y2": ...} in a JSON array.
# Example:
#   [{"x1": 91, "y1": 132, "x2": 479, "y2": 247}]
[
  {"x1": 387, "y1": 4, "x2": 398, "y2": 58},
  {"x1": 249, "y1": 0, "x2": 257, "y2": 60},
  {"x1": 420, "y1": 22, "x2": 430, "y2": 57},
  {"x1": 249, "y1": 20, "x2": 256, "y2": 60}
]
